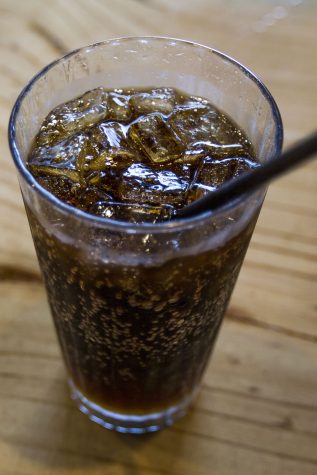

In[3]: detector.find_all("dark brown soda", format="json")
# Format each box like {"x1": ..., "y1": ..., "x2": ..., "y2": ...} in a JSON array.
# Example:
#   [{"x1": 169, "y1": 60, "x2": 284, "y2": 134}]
[{"x1": 26, "y1": 87, "x2": 259, "y2": 414}]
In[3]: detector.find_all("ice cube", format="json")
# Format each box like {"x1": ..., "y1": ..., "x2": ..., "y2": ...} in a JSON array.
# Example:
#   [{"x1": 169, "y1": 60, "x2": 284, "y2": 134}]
[
  {"x1": 169, "y1": 101, "x2": 251, "y2": 150},
  {"x1": 36, "y1": 88, "x2": 108, "y2": 146},
  {"x1": 108, "y1": 92, "x2": 131, "y2": 121},
  {"x1": 186, "y1": 156, "x2": 258, "y2": 205},
  {"x1": 89, "y1": 121, "x2": 127, "y2": 150},
  {"x1": 129, "y1": 88, "x2": 176, "y2": 116},
  {"x1": 169, "y1": 103, "x2": 218, "y2": 145},
  {"x1": 195, "y1": 156, "x2": 258, "y2": 189},
  {"x1": 118, "y1": 162, "x2": 190, "y2": 205},
  {"x1": 90, "y1": 201, "x2": 174, "y2": 223},
  {"x1": 29, "y1": 133, "x2": 87, "y2": 169},
  {"x1": 87, "y1": 122, "x2": 136, "y2": 171},
  {"x1": 28, "y1": 163, "x2": 82, "y2": 184},
  {"x1": 129, "y1": 113, "x2": 183, "y2": 164},
  {"x1": 187, "y1": 141, "x2": 247, "y2": 161}
]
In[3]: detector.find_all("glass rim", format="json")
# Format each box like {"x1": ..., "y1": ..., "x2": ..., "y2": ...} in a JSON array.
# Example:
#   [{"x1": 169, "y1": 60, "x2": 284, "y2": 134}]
[{"x1": 8, "y1": 36, "x2": 283, "y2": 233}]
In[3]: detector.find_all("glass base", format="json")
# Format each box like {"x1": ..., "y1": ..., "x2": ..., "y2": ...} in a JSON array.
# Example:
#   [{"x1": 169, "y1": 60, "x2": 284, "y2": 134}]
[{"x1": 69, "y1": 379, "x2": 196, "y2": 434}]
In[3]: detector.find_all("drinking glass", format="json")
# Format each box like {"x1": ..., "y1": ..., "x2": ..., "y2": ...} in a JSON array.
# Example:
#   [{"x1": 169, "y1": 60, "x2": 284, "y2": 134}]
[{"x1": 9, "y1": 37, "x2": 283, "y2": 433}]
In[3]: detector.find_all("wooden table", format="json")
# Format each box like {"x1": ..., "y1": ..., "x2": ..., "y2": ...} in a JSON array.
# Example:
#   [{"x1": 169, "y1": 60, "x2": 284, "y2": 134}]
[{"x1": 1, "y1": 1, "x2": 316, "y2": 474}]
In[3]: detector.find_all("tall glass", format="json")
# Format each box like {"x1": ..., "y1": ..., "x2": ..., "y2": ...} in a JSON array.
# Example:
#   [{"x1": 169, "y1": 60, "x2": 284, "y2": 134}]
[{"x1": 9, "y1": 37, "x2": 283, "y2": 433}]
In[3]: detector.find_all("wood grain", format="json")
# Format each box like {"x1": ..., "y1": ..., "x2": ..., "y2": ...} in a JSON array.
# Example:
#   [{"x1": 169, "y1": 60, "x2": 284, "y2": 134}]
[{"x1": 0, "y1": 0, "x2": 316, "y2": 474}]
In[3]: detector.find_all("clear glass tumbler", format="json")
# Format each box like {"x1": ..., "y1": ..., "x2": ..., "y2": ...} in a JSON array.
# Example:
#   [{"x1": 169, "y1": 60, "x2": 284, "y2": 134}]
[{"x1": 9, "y1": 37, "x2": 283, "y2": 433}]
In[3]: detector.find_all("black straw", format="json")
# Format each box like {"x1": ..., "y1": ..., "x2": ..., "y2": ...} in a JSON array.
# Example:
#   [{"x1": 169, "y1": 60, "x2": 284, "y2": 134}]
[{"x1": 175, "y1": 131, "x2": 317, "y2": 219}]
